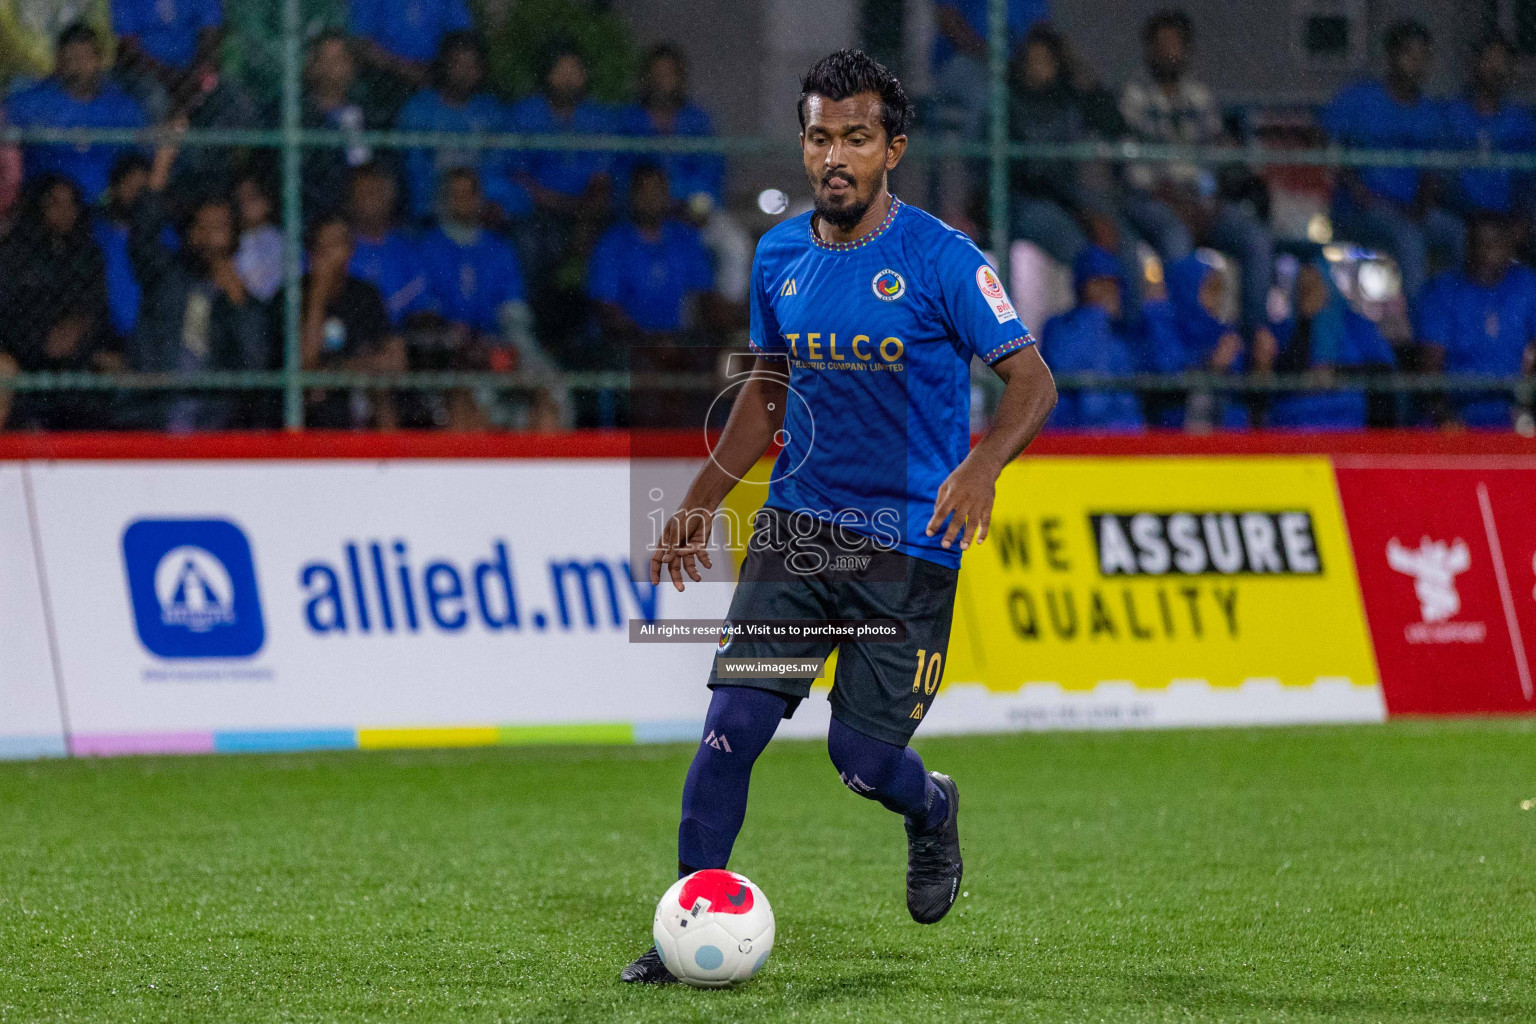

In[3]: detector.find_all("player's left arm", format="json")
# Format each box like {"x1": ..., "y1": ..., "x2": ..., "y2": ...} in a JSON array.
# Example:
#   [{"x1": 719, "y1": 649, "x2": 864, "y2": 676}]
[{"x1": 927, "y1": 346, "x2": 1057, "y2": 551}]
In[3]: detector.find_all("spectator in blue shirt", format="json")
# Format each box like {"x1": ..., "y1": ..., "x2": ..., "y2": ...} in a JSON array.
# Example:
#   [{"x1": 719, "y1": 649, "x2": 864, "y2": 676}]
[
  {"x1": 345, "y1": 161, "x2": 436, "y2": 327},
  {"x1": 351, "y1": 0, "x2": 472, "y2": 116},
  {"x1": 589, "y1": 163, "x2": 720, "y2": 426},
  {"x1": 421, "y1": 167, "x2": 567, "y2": 429},
  {"x1": 6, "y1": 23, "x2": 148, "y2": 202},
  {"x1": 1268, "y1": 257, "x2": 1395, "y2": 429},
  {"x1": 617, "y1": 44, "x2": 724, "y2": 209},
  {"x1": 112, "y1": 0, "x2": 223, "y2": 114},
  {"x1": 397, "y1": 31, "x2": 526, "y2": 225},
  {"x1": 618, "y1": 42, "x2": 752, "y2": 309},
  {"x1": 1416, "y1": 214, "x2": 1536, "y2": 429},
  {"x1": 507, "y1": 41, "x2": 614, "y2": 218},
  {"x1": 422, "y1": 168, "x2": 527, "y2": 341},
  {"x1": 1144, "y1": 253, "x2": 1267, "y2": 429},
  {"x1": 1322, "y1": 20, "x2": 1465, "y2": 306},
  {"x1": 1042, "y1": 247, "x2": 1143, "y2": 431},
  {"x1": 1443, "y1": 33, "x2": 1536, "y2": 221},
  {"x1": 588, "y1": 163, "x2": 714, "y2": 341}
]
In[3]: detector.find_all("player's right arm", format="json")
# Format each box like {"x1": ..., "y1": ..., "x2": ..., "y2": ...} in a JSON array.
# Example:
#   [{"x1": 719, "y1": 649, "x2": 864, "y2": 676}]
[
  {"x1": 650, "y1": 356, "x2": 787, "y2": 591},
  {"x1": 652, "y1": 242, "x2": 790, "y2": 590}
]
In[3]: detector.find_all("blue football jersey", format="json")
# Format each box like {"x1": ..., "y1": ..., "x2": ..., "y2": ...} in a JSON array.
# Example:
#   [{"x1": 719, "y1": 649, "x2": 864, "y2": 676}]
[{"x1": 748, "y1": 197, "x2": 1035, "y2": 568}]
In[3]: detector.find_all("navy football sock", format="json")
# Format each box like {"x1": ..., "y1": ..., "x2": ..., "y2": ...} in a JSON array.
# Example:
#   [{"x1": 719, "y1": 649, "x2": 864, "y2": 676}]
[
  {"x1": 827, "y1": 717, "x2": 948, "y2": 829},
  {"x1": 677, "y1": 686, "x2": 787, "y2": 875}
]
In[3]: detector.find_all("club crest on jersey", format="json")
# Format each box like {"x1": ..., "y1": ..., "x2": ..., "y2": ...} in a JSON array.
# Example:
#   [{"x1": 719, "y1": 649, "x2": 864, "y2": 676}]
[
  {"x1": 975, "y1": 264, "x2": 1018, "y2": 324},
  {"x1": 718, "y1": 620, "x2": 733, "y2": 653},
  {"x1": 871, "y1": 268, "x2": 906, "y2": 301}
]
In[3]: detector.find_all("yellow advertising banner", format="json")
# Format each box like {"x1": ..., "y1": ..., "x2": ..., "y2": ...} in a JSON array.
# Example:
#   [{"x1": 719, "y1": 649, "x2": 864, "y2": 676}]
[{"x1": 945, "y1": 456, "x2": 1378, "y2": 691}]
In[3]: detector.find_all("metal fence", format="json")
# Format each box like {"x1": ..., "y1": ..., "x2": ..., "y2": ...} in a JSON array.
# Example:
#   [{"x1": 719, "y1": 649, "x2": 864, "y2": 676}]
[{"x1": 0, "y1": 0, "x2": 1533, "y2": 430}]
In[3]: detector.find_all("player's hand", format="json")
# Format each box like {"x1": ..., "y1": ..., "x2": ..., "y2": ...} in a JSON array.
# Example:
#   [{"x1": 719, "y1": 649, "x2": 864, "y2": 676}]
[
  {"x1": 927, "y1": 457, "x2": 996, "y2": 551},
  {"x1": 651, "y1": 505, "x2": 716, "y2": 591}
]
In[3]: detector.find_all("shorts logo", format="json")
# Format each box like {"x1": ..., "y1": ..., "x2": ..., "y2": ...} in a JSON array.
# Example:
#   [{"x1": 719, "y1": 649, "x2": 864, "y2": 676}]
[
  {"x1": 975, "y1": 264, "x2": 1018, "y2": 324},
  {"x1": 871, "y1": 268, "x2": 906, "y2": 301},
  {"x1": 718, "y1": 620, "x2": 734, "y2": 653},
  {"x1": 123, "y1": 519, "x2": 265, "y2": 659}
]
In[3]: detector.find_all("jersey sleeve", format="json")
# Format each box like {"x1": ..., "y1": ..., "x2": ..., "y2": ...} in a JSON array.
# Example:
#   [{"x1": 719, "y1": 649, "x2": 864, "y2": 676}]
[
  {"x1": 747, "y1": 245, "x2": 784, "y2": 354},
  {"x1": 934, "y1": 235, "x2": 1035, "y2": 366}
]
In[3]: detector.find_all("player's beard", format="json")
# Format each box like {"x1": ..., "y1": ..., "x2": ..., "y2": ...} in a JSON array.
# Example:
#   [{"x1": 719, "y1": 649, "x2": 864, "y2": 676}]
[{"x1": 813, "y1": 172, "x2": 874, "y2": 231}]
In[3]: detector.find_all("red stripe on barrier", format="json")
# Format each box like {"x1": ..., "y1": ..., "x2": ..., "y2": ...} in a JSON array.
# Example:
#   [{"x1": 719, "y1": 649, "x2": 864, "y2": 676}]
[{"x1": 4, "y1": 429, "x2": 1536, "y2": 461}]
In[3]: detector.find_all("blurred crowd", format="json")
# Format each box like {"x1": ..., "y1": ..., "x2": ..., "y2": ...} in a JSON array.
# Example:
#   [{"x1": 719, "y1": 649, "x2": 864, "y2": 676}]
[
  {"x1": 0, "y1": 3, "x2": 745, "y2": 431},
  {"x1": 942, "y1": 5, "x2": 1536, "y2": 431},
  {"x1": 0, "y1": 0, "x2": 1531, "y2": 432}
]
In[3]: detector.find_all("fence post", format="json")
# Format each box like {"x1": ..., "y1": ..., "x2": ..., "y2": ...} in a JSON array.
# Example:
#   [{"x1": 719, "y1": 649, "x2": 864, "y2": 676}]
[
  {"x1": 280, "y1": 0, "x2": 303, "y2": 430},
  {"x1": 987, "y1": 0, "x2": 1009, "y2": 288}
]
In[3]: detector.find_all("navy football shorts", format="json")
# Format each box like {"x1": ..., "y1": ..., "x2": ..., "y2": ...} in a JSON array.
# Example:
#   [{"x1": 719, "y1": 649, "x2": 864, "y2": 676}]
[{"x1": 708, "y1": 507, "x2": 959, "y2": 746}]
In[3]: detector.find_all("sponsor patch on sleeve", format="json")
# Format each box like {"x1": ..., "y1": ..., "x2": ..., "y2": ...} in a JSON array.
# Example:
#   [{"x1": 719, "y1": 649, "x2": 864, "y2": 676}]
[{"x1": 975, "y1": 265, "x2": 1018, "y2": 324}]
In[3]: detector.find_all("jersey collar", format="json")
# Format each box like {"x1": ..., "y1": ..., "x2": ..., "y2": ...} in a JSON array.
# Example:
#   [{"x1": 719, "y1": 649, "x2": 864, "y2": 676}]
[{"x1": 809, "y1": 195, "x2": 902, "y2": 253}]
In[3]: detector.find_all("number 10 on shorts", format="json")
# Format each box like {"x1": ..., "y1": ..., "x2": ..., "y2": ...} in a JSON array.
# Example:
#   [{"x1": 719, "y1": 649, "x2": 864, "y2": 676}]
[{"x1": 912, "y1": 649, "x2": 943, "y2": 695}]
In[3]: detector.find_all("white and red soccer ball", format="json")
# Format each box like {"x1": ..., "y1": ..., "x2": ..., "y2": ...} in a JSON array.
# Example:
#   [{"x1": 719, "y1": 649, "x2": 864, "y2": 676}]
[{"x1": 653, "y1": 869, "x2": 775, "y2": 987}]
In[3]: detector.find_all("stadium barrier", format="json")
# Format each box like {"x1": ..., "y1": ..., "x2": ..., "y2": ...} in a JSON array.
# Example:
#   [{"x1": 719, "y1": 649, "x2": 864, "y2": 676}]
[{"x1": 2, "y1": 430, "x2": 1534, "y2": 760}]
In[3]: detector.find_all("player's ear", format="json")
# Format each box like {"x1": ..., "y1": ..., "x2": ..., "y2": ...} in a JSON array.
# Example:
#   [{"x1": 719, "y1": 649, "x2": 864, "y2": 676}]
[{"x1": 885, "y1": 133, "x2": 907, "y2": 170}]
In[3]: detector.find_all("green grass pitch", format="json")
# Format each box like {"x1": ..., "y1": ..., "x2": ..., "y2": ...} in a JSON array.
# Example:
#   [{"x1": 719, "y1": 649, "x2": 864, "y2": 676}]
[{"x1": 1, "y1": 720, "x2": 1534, "y2": 1023}]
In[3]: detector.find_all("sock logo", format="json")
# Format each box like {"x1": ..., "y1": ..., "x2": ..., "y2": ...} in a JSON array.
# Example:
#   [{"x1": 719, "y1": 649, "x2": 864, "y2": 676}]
[
  {"x1": 839, "y1": 772, "x2": 874, "y2": 795},
  {"x1": 704, "y1": 730, "x2": 732, "y2": 753}
]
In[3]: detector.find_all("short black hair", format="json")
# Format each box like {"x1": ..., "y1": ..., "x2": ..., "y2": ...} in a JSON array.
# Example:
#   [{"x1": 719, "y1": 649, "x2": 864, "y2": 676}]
[
  {"x1": 798, "y1": 49, "x2": 911, "y2": 143},
  {"x1": 1384, "y1": 19, "x2": 1431, "y2": 55},
  {"x1": 55, "y1": 20, "x2": 99, "y2": 52},
  {"x1": 1142, "y1": 9, "x2": 1193, "y2": 46}
]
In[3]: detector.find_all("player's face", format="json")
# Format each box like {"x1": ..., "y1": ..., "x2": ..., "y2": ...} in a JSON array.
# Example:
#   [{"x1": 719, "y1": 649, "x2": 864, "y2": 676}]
[{"x1": 800, "y1": 93, "x2": 906, "y2": 231}]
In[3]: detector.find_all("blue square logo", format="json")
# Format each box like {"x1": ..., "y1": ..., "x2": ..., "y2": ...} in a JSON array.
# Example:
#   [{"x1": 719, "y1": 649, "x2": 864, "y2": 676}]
[{"x1": 122, "y1": 519, "x2": 265, "y2": 659}]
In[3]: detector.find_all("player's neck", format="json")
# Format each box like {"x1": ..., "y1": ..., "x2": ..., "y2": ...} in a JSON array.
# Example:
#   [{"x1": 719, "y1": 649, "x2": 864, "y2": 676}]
[{"x1": 814, "y1": 190, "x2": 893, "y2": 246}]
